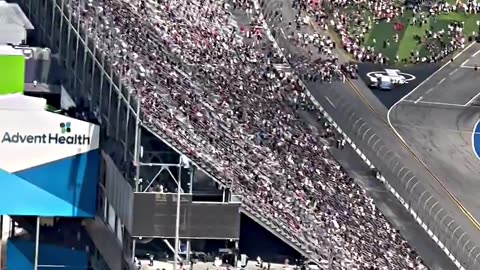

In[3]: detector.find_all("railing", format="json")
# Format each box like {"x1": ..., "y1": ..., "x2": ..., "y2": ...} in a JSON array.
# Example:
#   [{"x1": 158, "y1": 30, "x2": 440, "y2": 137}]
[
  {"x1": 20, "y1": 0, "x2": 326, "y2": 266},
  {"x1": 256, "y1": 0, "x2": 480, "y2": 269}
]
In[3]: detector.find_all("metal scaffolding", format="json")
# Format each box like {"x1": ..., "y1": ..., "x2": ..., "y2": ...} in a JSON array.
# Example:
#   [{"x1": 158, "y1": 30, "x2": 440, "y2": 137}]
[{"x1": 17, "y1": 0, "x2": 321, "y2": 267}]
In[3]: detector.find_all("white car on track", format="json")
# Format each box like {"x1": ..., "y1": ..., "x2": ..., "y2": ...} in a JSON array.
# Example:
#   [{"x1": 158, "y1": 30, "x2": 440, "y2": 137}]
[{"x1": 367, "y1": 68, "x2": 416, "y2": 90}]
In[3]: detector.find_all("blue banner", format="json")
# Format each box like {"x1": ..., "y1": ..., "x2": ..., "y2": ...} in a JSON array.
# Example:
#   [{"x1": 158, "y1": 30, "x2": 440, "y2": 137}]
[
  {"x1": 0, "y1": 150, "x2": 99, "y2": 217},
  {"x1": 7, "y1": 239, "x2": 89, "y2": 270}
]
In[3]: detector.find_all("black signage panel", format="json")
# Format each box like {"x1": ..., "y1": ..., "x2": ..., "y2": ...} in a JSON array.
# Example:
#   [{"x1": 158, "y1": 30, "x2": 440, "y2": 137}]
[{"x1": 132, "y1": 193, "x2": 240, "y2": 239}]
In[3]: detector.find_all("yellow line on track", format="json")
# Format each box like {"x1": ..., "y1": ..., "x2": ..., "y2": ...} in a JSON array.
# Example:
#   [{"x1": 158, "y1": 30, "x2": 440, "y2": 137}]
[
  {"x1": 345, "y1": 78, "x2": 480, "y2": 231},
  {"x1": 306, "y1": 18, "x2": 480, "y2": 230}
]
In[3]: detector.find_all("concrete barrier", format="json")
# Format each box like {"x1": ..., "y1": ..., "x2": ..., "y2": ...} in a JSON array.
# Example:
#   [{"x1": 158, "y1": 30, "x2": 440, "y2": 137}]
[{"x1": 255, "y1": 0, "x2": 473, "y2": 269}]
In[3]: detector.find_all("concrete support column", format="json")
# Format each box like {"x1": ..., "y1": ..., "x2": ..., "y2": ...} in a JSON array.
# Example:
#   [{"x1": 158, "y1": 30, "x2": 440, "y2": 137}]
[{"x1": 186, "y1": 240, "x2": 191, "y2": 266}]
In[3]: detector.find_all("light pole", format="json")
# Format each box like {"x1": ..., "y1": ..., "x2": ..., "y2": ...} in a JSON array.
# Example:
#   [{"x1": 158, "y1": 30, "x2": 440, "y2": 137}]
[
  {"x1": 34, "y1": 217, "x2": 40, "y2": 270},
  {"x1": 174, "y1": 155, "x2": 190, "y2": 270},
  {"x1": 131, "y1": 71, "x2": 144, "y2": 265}
]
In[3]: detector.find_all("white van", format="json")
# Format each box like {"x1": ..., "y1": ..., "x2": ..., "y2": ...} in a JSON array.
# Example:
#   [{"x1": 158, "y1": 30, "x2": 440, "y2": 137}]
[{"x1": 369, "y1": 75, "x2": 393, "y2": 90}]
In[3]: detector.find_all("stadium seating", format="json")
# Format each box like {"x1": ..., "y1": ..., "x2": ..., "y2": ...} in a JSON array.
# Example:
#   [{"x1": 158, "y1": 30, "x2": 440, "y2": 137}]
[{"x1": 65, "y1": 0, "x2": 427, "y2": 268}]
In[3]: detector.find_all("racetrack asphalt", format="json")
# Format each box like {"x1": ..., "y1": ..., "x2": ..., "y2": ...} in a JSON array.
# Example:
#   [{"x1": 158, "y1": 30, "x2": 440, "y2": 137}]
[
  {"x1": 260, "y1": 0, "x2": 464, "y2": 268},
  {"x1": 388, "y1": 42, "x2": 480, "y2": 247},
  {"x1": 357, "y1": 62, "x2": 440, "y2": 109},
  {"x1": 27, "y1": 0, "x2": 474, "y2": 268},
  {"x1": 328, "y1": 133, "x2": 457, "y2": 270}
]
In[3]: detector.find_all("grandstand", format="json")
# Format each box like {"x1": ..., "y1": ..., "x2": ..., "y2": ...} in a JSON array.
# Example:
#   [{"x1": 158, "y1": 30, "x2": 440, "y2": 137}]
[
  {"x1": 1, "y1": 0, "x2": 458, "y2": 269},
  {"x1": 4, "y1": 1, "x2": 244, "y2": 269}
]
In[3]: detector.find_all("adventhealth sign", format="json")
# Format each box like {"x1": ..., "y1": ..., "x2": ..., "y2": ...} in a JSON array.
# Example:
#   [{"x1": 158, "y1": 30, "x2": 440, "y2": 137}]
[
  {"x1": 0, "y1": 109, "x2": 100, "y2": 173},
  {"x1": 1, "y1": 122, "x2": 92, "y2": 145},
  {"x1": 0, "y1": 94, "x2": 100, "y2": 218}
]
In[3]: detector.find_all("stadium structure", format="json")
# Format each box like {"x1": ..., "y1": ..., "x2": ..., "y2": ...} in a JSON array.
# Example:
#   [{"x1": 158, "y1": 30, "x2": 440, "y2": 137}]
[
  {"x1": 0, "y1": 1, "x2": 310, "y2": 269},
  {"x1": 0, "y1": 93, "x2": 101, "y2": 268},
  {"x1": 0, "y1": 1, "x2": 104, "y2": 269},
  {"x1": 2, "y1": 0, "x2": 475, "y2": 270}
]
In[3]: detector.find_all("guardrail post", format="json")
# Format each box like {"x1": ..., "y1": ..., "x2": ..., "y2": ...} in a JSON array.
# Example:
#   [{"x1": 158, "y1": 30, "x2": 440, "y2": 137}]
[{"x1": 252, "y1": 2, "x2": 470, "y2": 268}]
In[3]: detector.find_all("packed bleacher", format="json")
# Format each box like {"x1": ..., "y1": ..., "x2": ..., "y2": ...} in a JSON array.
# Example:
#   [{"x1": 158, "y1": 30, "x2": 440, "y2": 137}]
[{"x1": 68, "y1": 0, "x2": 427, "y2": 268}]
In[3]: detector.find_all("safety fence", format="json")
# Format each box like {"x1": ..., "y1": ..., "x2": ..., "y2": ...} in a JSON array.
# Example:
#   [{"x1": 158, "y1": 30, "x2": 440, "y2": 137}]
[{"x1": 256, "y1": 0, "x2": 480, "y2": 269}]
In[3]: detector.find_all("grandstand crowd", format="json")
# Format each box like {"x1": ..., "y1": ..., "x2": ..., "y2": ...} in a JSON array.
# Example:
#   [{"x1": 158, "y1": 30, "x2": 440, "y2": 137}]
[{"x1": 69, "y1": 0, "x2": 429, "y2": 268}]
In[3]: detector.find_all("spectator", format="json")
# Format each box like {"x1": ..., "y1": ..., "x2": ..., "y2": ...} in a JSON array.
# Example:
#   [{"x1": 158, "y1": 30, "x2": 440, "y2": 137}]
[{"x1": 68, "y1": 0, "x2": 427, "y2": 268}]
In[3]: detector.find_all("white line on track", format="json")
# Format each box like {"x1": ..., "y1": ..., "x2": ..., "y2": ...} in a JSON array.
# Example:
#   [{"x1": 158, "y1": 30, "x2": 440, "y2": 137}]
[
  {"x1": 460, "y1": 65, "x2": 478, "y2": 69},
  {"x1": 461, "y1": 59, "x2": 470, "y2": 67},
  {"x1": 473, "y1": 49, "x2": 480, "y2": 57},
  {"x1": 449, "y1": 68, "x2": 458, "y2": 76},
  {"x1": 464, "y1": 91, "x2": 480, "y2": 106},
  {"x1": 393, "y1": 123, "x2": 475, "y2": 134},
  {"x1": 437, "y1": 78, "x2": 446, "y2": 85},
  {"x1": 388, "y1": 41, "x2": 474, "y2": 144},
  {"x1": 402, "y1": 100, "x2": 467, "y2": 107},
  {"x1": 425, "y1": 87, "x2": 435, "y2": 94},
  {"x1": 414, "y1": 96, "x2": 423, "y2": 104},
  {"x1": 324, "y1": 96, "x2": 336, "y2": 108},
  {"x1": 390, "y1": 42, "x2": 474, "y2": 107}
]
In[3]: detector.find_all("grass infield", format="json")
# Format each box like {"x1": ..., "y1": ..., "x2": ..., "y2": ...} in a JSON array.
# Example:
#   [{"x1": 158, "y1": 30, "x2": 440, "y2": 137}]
[{"x1": 342, "y1": 1, "x2": 480, "y2": 65}]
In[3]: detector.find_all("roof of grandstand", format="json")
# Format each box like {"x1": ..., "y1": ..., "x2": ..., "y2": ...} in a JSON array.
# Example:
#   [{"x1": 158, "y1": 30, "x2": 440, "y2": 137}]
[
  {"x1": 0, "y1": 1, "x2": 33, "y2": 30},
  {"x1": 0, "y1": 93, "x2": 46, "y2": 111}
]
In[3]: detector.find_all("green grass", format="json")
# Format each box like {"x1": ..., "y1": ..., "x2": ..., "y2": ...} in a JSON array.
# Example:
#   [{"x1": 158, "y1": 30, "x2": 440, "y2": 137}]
[
  {"x1": 397, "y1": 18, "x2": 430, "y2": 60},
  {"x1": 339, "y1": 3, "x2": 480, "y2": 65},
  {"x1": 363, "y1": 13, "x2": 411, "y2": 62},
  {"x1": 372, "y1": 12, "x2": 479, "y2": 64},
  {"x1": 437, "y1": 12, "x2": 480, "y2": 36},
  {"x1": 445, "y1": 0, "x2": 458, "y2": 4}
]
